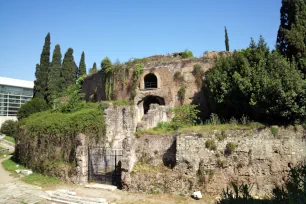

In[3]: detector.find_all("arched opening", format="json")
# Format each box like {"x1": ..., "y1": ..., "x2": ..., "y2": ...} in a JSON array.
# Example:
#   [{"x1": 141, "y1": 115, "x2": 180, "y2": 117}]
[
  {"x1": 144, "y1": 73, "x2": 158, "y2": 89},
  {"x1": 142, "y1": 95, "x2": 165, "y2": 114}
]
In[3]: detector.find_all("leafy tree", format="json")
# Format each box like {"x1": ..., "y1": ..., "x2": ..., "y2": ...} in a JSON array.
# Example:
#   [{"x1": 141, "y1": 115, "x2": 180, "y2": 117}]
[
  {"x1": 206, "y1": 37, "x2": 306, "y2": 123},
  {"x1": 225, "y1": 27, "x2": 230, "y2": 51},
  {"x1": 78, "y1": 51, "x2": 86, "y2": 76},
  {"x1": 34, "y1": 33, "x2": 51, "y2": 100},
  {"x1": 172, "y1": 104, "x2": 200, "y2": 127},
  {"x1": 89, "y1": 62, "x2": 98, "y2": 74},
  {"x1": 46, "y1": 44, "x2": 62, "y2": 104},
  {"x1": 61, "y1": 48, "x2": 77, "y2": 91},
  {"x1": 0, "y1": 120, "x2": 18, "y2": 138},
  {"x1": 17, "y1": 98, "x2": 49, "y2": 120},
  {"x1": 276, "y1": 0, "x2": 306, "y2": 73},
  {"x1": 101, "y1": 57, "x2": 113, "y2": 100}
]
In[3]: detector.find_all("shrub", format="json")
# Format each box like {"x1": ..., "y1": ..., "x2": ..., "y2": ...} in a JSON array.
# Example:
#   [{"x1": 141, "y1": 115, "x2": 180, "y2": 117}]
[
  {"x1": 217, "y1": 159, "x2": 226, "y2": 168},
  {"x1": 272, "y1": 162, "x2": 306, "y2": 203},
  {"x1": 177, "y1": 86, "x2": 186, "y2": 103},
  {"x1": 0, "y1": 120, "x2": 18, "y2": 138},
  {"x1": 173, "y1": 71, "x2": 184, "y2": 83},
  {"x1": 205, "y1": 139, "x2": 217, "y2": 151},
  {"x1": 173, "y1": 50, "x2": 193, "y2": 58},
  {"x1": 206, "y1": 113, "x2": 221, "y2": 125},
  {"x1": 270, "y1": 126, "x2": 279, "y2": 137},
  {"x1": 240, "y1": 115, "x2": 250, "y2": 125},
  {"x1": 217, "y1": 183, "x2": 254, "y2": 204},
  {"x1": 193, "y1": 64, "x2": 204, "y2": 88},
  {"x1": 53, "y1": 84, "x2": 85, "y2": 113},
  {"x1": 172, "y1": 104, "x2": 200, "y2": 127},
  {"x1": 229, "y1": 117, "x2": 238, "y2": 125},
  {"x1": 205, "y1": 37, "x2": 306, "y2": 123},
  {"x1": 216, "y1": 131, "x2": 227, "y2": 141},
  {"x1": 17, "y1": 98, "x2": 49, "y2": 120},
  {"x1": 225, "y1": 142, "x2": 238, "y2": 155}
]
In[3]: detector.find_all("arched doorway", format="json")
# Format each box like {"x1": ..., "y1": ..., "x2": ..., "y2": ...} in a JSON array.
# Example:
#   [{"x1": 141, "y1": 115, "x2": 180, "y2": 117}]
[
  {"x1": 144, "y1": 73, "x2": 158, "y2": 89},
  {"x1": 142, "y1": 95, "x2": 165, "y2": 114}
]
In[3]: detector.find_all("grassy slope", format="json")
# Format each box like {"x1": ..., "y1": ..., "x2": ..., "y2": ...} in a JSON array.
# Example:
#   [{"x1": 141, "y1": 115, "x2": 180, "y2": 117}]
[
  {"x1": 4, "y1": 136, "x2": 15, "y2": 144},
  {"x1": 136, "y1": 122, "x2": 264, "y2": 137},
  {"x1": 2, "y1": 158, "x2": 61, "y2": 188}
]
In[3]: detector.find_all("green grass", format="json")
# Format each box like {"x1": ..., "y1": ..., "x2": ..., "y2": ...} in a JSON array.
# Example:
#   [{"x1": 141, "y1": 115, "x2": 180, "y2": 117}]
[
  {"x1": 136, "y1": 122, "x2": 264, "y2": 137},
  {"x1": 110, "y1": 100, "x2": 134, "y2": 106},
  {"x1": 2, "y1": 158, "x2": 26, "y2": 172},
  {"x1": 2, "y1": 158, "x2": 61, "y2": 188},
  {"x1": 21, "y1": 173, "x2": 60, "y2": 188},
  {"x1": 4, "y1": 136, "x2": 15, "y2": 144}
]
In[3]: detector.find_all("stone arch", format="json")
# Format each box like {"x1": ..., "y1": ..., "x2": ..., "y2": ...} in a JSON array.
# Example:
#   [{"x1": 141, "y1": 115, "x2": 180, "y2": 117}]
[
  {"x1": 142, "y1": 95, "x2": 165, "y2": 114},
  {"x1": 140, "y1": 71, "x2": 162, "y2": 89},
  {"x1": 144, "y1": 73, "x2": 157, "y2": 89}
]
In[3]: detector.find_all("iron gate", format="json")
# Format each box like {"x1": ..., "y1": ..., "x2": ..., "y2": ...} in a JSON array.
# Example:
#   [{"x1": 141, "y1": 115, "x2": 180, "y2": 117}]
[{"x1": 88, "y1": 148, "x2": 123, "y2": 186}]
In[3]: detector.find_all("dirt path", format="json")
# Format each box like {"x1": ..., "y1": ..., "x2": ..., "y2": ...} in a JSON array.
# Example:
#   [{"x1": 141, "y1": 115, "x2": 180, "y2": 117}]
[
  {"x1": 0, "y1": 158, "x2": 46, "y2": 204},
  {"x1": 0, "y1": 158, "x2": 15, "y2": 184},
  {"x1": 0, "y1": 156, "x2": 216, "y2": 204},
  {"x1": 51, "y1": 184, "x2": 216, "y2": 204}
]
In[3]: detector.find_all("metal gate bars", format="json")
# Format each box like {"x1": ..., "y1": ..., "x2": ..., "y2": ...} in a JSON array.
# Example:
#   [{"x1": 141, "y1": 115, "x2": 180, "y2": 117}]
[{"x1": 88, "y1": 147, "x2": 123, "y2": 186}]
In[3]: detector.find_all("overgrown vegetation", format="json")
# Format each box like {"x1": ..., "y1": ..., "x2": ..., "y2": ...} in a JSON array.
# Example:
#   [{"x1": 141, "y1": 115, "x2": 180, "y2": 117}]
[
  {"x1": 2, "y1": 158, "x2": 61, "y2": 188},
  {"x1": 217, "y1": 161, "x2": 306, "y2": 203},
  {"x1": 177, "y1": 86, "x2": 186, "y2": 104},
  {"x1": 270, "y1": 126, "x2": 279, "y2": 137},
  {"x1": 225, "y1": 142, "x2": 238, "y2": 155},
  {"x1": 216, "y1": 131, "x2": 227, "y2": 141},
  {"x1": 4, "y1": 136, "x2": 15, "y2": 144},
  {"x1": 193, "y1": 64, "x2": 204, "y2": 88},
  {"x1": 15, "y1": 82, "x2": 107, "y2": 176},
  {"x1": 173, "y1": 50, "x2": 193, "y2": 58},
  {"x1": 17, "y1": 98, "x2": 49, "y2": 120},
  {"x1": 205, "y1": 139, "x2": 217, "y2": 151},
  {"x1": 206, "y1": 36, "x2": 306, "y2": 123}
]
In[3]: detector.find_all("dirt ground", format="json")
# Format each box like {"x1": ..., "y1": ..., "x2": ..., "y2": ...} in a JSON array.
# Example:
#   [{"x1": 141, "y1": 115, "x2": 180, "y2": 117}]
[{"x1": 47, "y1": 183, "x2": 217, "y2": 204}]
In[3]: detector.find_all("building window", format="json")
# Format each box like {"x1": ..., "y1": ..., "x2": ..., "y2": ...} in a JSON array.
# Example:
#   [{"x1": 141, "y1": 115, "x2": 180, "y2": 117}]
[{"x1": 144, "y1": 73, "x2": 158, "y2": 89}]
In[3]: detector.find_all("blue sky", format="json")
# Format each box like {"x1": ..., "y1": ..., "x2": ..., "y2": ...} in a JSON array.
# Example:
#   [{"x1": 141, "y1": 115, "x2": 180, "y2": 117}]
[{"x1": 0, "y1": 0, "x2": 281, "y2": 81}]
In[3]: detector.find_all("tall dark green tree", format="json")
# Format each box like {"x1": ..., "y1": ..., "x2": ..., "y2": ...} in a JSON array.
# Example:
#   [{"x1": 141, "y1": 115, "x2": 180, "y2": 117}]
[
  {"x1": 276, "y1": 0, "x2": 306, "y2": 72},
  {"x1": 34, "y1": 33, "x2": 51, "y2": 99},
  {"x1": 89, "y1": 62, "x2": 98, "y2": 74},
  {"x1": 78, "y1": 52, "x2": 86, "y2": 76},
  {"x1": 225, "y1": 27, "x2": 230, "y2": 51},
  {"x1": 61, "y1": 48, "x2": 77, "y2": 90},
  {"x1": 46, "y1": 44, "x2": 62, "y2": 104}
]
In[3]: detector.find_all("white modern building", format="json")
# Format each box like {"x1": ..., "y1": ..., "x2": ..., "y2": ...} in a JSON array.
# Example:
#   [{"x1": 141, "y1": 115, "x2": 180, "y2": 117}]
[{"x1": 0, "y1": 77, "x2": 34, "y2": 126}]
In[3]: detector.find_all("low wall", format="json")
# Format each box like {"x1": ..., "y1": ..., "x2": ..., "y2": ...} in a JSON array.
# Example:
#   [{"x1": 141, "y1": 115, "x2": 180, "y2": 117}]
[{"x1": 128, "y1": 126, "x2": 306, "y2": 196}]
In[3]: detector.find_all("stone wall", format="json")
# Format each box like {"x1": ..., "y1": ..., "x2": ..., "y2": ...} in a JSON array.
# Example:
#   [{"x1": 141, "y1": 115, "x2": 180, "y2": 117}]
[
  {"x1": 136, "y1": 104, "x2": 172, "y2": 130},
  {"x1": 103, "y1": 104, "x2": 137, "y2": 171},
  {"x1": 83, "y1": 58, "x2": 214, "y2": 121},
  {"x1": 128, "y1": 127, "x2": 306, "y2": 196}
]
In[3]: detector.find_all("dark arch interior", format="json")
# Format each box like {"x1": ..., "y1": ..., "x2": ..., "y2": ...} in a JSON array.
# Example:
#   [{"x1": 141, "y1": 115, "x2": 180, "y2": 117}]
[
  {"x1": 142, "y1": 95, "x2": 165, "y2": 114},
  {"x1": 144, "y1": 73, "x2": 158, "y2": 89}
]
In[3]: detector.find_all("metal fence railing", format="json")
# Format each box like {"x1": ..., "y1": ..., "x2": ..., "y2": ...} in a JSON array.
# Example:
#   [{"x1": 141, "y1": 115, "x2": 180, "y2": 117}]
[{"x1": 144, "y1": 82, "x2": 157, "y2": 89}]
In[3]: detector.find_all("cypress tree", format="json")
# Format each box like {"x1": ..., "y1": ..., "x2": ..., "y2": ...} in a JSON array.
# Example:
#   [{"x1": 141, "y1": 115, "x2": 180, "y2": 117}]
[
  {"x1": 276, "y1": 0, "x2": 306, "y2": 72},
  {"x1": 78, "y1": 52, "x2": 86, "y2": 76},
  {"x1": 46, "y1": 44, "x2": 62, "y2": 104},
  {"x1": 74, "y1": 61, "x2": 79, "y2": 79},
  {"x1": 89, "y1": 62, "x2": 98, "y2": 74},
  {"x1": 61, "y1": 48, "x2": 77, "y2": 90},
  {"x1": 34, "y1": 33, "x2": 51, "y2": 99},
  {"x1": 225, "y1": 27, "x2": 230, "y2": 51}
]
